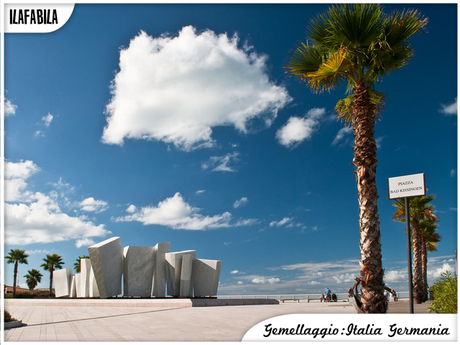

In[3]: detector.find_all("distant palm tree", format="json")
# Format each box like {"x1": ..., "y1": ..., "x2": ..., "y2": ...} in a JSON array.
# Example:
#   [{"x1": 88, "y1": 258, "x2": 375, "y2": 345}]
[
  {"x1": 74, "y1": 255, "x2": 90, "y2": 273},
  {"x1": 420, "y1": 218, "x2": 441, "y2": 300},
  {"x1": 41, "y1": 254, "x2": 65, "y2": 297},
  {"x1": 5, "y1": 249, "x2": 29, "y2": 297},
  {"x1": 24, "y1": 269, "x2": 43, "y2": 291},
  {"x1": 286, "y1": 3, "x2": 427, "y2": 313},
  {"x1": 392, "y1": 193, "x2": 437, "y2": 303}
]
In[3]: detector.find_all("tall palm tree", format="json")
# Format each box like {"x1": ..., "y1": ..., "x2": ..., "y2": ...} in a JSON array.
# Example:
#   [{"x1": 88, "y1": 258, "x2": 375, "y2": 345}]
[
  {"x1": 5, "y1": 249, "x2": 29, "y2": 297},
  {"x1": 286, "y1": 4, "x2": 427, "y2": 313},
  {"x1": 41, "y1": 254, "x2": 65, "y2": 297},
  {"x1": 74, "y1": 255, "x2": 90, "y2": 273},
  {"x1": 420, "y1": 218, "x2": 441, "y2": 300},
  {"x1": 392, "y1": 193, "x2": 437, "y2": 303},
  {"x1": 24, "y1": 269, "x2": 43, "y2": 291}
]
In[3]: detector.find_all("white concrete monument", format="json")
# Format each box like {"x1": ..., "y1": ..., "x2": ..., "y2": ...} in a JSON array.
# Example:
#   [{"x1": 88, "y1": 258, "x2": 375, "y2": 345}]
[
  {"x1": 80, "y1": 258, "x2": 92, "y2": 298},
  {"x1": 74, "y1": 273, "x2": 83, "y2": 298},
  {"x1": 54, "y1": 268, "x2": 73, "y2": 297},
  {"x1": 69, "y1": 275, "x2": 77, "y2": 298},
  {"x1": 192, "y1": 259, "x2": 221, "y2": 297},
  {"x1": 89, "y1": 265, "x2": 100, "y2": 298},
  {"x1": 123, "y1": 246, "x2": 155, "y2": 297},
  {"x1": 165, "y1": 250, "x2": 196, "y2": 297},
  {"x1": 151, "y1": 242, "x2": 170, "y2": 297},
  {"x1": 88, "y1": 237, "x2": 123, "y2": 298}
]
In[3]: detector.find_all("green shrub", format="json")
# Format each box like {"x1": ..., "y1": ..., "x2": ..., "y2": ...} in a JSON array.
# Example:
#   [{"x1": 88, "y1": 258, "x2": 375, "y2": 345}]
[
  {"x1": 5, "y1": 310, "x2": 16, "y2": 322},
  {"x1": 428, "y1": 271, "x2": 457, "y2": 314},
  {"x1": 15, "y1": 290, "x2": 52, "y2": 298}
]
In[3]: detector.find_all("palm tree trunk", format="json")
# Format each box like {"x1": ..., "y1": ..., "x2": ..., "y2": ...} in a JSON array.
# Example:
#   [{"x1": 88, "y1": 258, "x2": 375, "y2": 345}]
[
  {"x1": 411, "y1": 215, "x2": 423, "y2": 304},
  {"x1": 13, "y1": 261, "x2": 18, "y2": 298},
  {"x1": 421, "y1": 238, "x2": 428, "y2": 302},
  {"x1": 352, "y1": 83, "x2": 387, "y2": 313},
  {"x1": 49, "y1": 268, "x2": 54, "y2": 297}
]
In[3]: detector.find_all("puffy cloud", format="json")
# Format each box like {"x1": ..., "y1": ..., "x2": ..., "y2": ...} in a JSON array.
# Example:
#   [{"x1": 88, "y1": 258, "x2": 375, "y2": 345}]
[
  {"x1": 233, "y1": 197, "x2": 248, "y2": 208},
  {"x1": 115, "y1": 192, "x2": 238, "y2": 230},
  {"x1": 102, "y1": 26, "x2": 291, "y2": 150},
  {"x1": 42, "y1": 113, "x2": 53, "y2": 127},
  {"x1": 4, "y1": 160, "x2": 111, "y2": 246},
  {"x1": 252, "y1": 276, "x2": 280, "y2": 284},
  {"x1": 4, "y1": 160, "x2": 41, "y2": 202},
  {"x1": 230, "y1": 270, "x2": 239, "y2": 274},
  {"x1": 276, "y1": 108, "x2": 325, "y2": 148},
  {"x1": 202, "y1": 152, "x2": 239, "y2": 172},
  {"x1": 75, "y1": 238, "x2": 96, "y2": 248},
  {"x1": 80, "y1": 197, "x2": 109, "y2": 213},
  {"x1": 4, "y1": 97, "x2": 17, "y2": 116},
  {"x1": 331, "y1": 126, "x2": 353, "y2": 146},
  {"x1": 440, "y1": 98, "x2": 457, "y2": 115}
]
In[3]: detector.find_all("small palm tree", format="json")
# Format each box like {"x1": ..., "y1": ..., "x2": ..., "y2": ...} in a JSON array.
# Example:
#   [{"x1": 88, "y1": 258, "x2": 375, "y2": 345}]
[
  {"x1": 41, "y1": 254, "x2": 65, "y2": 297},
  {"x1": 5, "y1": 249, "x2": 29, "y2": 297},
  {"x1": 74, "y1": 255, "x2": 90, "y2": 273},
  {"x1": 286, "y1": 3, "x2": 427, "y2": 313},
  {"x1": 392, "y1": 193, "x2": 437, "y2": 303},
  {"x1": 24, "y1": 269, "x2": 43, "y2": 291}
]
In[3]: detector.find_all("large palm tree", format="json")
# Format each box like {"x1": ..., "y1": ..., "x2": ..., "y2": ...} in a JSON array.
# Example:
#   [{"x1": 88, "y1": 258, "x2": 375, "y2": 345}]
[
  {"x1": 392, "y1": 193, "x2": 437, "y2": 303},
  {"x1": 286, "y1": 4, "x2": 427, "y2": 313},
  {"x1": 420, "y1": 218, "x2": 441, "y2": 300},
  {"x1": 5, "y1": 249, "x2": 29, "y2": 297},
  {"x1": 24, "y1": 269, "x2": 43, "y2": 291},
  {"x1": 41, "y1": 254, "x2": 65, "y2": 297}
]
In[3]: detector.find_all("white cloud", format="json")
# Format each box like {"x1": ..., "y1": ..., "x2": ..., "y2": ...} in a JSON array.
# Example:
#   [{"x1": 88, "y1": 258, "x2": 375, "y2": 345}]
[
  {"x1": 4, "y1": 160, "x2": 41, "y2": 202},
  {"x1": 126, "y1": 204, "x2": 137, "y2": 213},
  {"x1": 276, "y1": 108, "x2": 325, "y2": 148},
  {"x1": 233, "y1": 197, "x2": 248, "y2": 208},
  {"x1": 231, "y1": 270, "x2": 239, "y2": 274},
  {"x1": 4, "y1": 160, "x2": 111, "y2": 246},
  {"x1": 5, "y1": 159, "x2": 40, "y2": 180},
  {"x1": 269, "y1": 217, "x2": 293, "y2": 227},
  {"x1": 42, "y1": 113, "x2": 53, "y2": 127},
  {"x1": 195, "y1": 190, "x2": 206, "y2": 195},
  {"x1": 450, "y1": 169, "x2": 456, "y2": 177},
  {"x1": 4, "y1": 97, "x2": 17, "y2": 116},
  {"x1": 202, "y1": 152, "x2": 239, "y2": 172},
  {"x1": 332, "y1": 126, "x2": 353, "y2": 146},
  {"x1": 252, "y1": 276, "x2": 280, "y2": 284},
  {"x1": 80, "y1": 197, "x2": 109, "y2": 213},
  {"x1": 115, "y1": 192, "x2": 241, "y2": 230},
  {"x1": 440, "y1": 98, "x2": 457, "y2": 115},
  {"x1": 102, "y1": 26, "x2": 291, "y2": 150},
  {"x1": 75, "y1": 238, "x2": 96, "y2": 248}
]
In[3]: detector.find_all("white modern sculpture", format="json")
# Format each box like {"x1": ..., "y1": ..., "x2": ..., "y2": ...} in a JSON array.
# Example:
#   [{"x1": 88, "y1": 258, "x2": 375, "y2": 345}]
[
  {"x1": 80, "y1": 258, "x2": 92, "y2": 298},
  {"x1": 54, "y1": 268, "x2": 73, "y2": 298},
  {"x1": 123, "y1": 246, "x2": 155, "y2": 297},
  {"x1": 74, "y1": 273, "x2": 83, "y2": 298},
  {"x1": 88, "y1": 237, "x2": 123, "y2": 298},
  {"x1": 69, "y1": 275, "x2": 76, "y2": 298},
  {"x1": 151, "y1": 242, "x2": 170, "y2": 297},
  {"x1": 192, "y1": 259, "x2": 221, "y2": 297},
  {"x1": 165, "y1": 250, "x2": 196, "y2": 297},
  {"x1": 89, "y1": 265, "x2": 100, "y2": 298}
]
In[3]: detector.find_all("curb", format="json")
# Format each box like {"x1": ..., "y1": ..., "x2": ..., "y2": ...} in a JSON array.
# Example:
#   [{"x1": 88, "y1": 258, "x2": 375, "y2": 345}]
[{"x1": 4, "y1": 320, "x2": 25, "y2": 329}]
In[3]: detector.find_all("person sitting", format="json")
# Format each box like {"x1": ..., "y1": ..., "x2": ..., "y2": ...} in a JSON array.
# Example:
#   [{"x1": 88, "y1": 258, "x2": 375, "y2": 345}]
[
  {"x1": 324, "y1": 287, "x2": 332, "y2": 301},
  {"x1": 331, "y1": 293, "x2": 337, "y2": 302}
]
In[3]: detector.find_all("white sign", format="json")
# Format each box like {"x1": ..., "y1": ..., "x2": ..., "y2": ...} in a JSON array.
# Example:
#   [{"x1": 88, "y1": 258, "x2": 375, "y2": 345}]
[{"x1": 387, "y1": 173, "x2": 425, "y2": 200}]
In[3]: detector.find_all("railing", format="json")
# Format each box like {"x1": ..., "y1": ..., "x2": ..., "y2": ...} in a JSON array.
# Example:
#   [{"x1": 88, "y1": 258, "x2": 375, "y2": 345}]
[{"x1": 217, "y1": 292, "x2": 408, "y2": 302}]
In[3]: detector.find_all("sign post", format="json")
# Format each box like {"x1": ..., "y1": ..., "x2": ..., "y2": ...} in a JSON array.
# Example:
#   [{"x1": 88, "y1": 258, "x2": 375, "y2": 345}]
[{"x1": 388, "y1": 173, "x2": 425, "y2": 314}]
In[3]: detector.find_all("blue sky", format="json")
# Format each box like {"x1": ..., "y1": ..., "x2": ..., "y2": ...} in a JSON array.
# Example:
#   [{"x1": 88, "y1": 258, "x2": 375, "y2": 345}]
[{"x1": 3, "y1": 2, "x2": 457, "y2": 296}]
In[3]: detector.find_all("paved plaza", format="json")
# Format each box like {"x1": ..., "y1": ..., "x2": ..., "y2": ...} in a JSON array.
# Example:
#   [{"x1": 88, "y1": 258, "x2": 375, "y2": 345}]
[{"x1": 4, "y1": 298, "x2": 432, "y2": 342}]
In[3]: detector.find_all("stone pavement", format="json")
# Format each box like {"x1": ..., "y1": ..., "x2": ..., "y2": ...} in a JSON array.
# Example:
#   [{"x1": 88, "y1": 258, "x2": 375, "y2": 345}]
[{"x1": 4, "y1": 298, "x2": 432, "y2": 342}]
